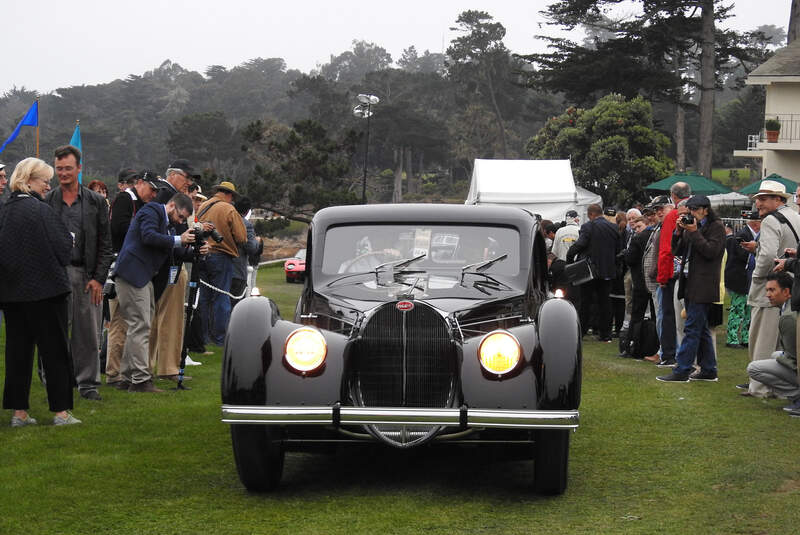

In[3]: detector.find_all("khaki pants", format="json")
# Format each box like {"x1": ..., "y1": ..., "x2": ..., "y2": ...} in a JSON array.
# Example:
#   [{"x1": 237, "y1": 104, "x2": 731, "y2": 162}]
[
  {"x1": 149, "y1": 268, "x2": 188, "y2": 376},
  {"x1": 748, "y1": 306, "x2": 780, "y2": 396},
  {"x1": 105, "y1": 297, "x2": 127, "y2": 384}
]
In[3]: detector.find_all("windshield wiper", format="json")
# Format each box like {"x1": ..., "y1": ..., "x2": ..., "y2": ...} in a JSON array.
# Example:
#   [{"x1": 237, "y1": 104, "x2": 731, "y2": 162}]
[
  {"x1": 460, "y1": 254, "x2": 508, "y2": 283},
  {"x1": 326, "y1": 253, "x2": 427, "y2": 288}
]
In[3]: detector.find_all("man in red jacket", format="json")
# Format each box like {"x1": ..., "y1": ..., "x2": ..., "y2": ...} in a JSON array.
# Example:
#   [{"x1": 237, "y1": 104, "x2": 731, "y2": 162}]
[{"x1": 656, "y1": 182, "x2": 692, "y2": 367}]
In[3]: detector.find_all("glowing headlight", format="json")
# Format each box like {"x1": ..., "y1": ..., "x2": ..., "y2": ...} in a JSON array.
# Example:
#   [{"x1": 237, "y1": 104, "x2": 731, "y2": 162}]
[
  {"x1": 554, "y1": 288, "x2": 565, "y2": 298},
  {"x1": 285, "y1": 327, "x2": 327, "y2": 374},
  {"x1": 478, "y1": 330, "x2": 521, "y2": 375}
]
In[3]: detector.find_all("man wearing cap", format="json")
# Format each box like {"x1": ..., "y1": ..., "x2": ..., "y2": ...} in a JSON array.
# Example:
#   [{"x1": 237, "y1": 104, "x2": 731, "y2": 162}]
[
  {"x1": 147, "y1": 160, "x2": 201, "y2": 382},
  {"x1": 743, "y1": 180, "x2": 800, "y2": 397},
  {"x1": 45, "y1": 145, "x2": 113, "y2": 401},
  {"x1": 552, "y1": 210, "x2": 580, "y2": 262},
  {"x1": 104, "y1": 173, "x2": 160, "y2": 387},
  {"x1": 115, "y1": 168, "x2": 138, "y2": 197},
  {"x1": 657, "y1": 195, "x2": 725, "y2": 382},
  {"x1": 197, "y1": 181, "x2": 247, "y2": 346}
]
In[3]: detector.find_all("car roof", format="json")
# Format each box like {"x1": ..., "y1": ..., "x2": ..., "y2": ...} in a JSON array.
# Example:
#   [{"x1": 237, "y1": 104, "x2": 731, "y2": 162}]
[{"x1": 313, "y1": 204, "x2": 537, "y2": 233}]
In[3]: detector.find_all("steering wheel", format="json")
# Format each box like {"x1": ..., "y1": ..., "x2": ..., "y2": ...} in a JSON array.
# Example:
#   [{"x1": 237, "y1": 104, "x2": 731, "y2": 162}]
[{"x1": 342, "y1": 250, "x2": 399, "y2": 273}]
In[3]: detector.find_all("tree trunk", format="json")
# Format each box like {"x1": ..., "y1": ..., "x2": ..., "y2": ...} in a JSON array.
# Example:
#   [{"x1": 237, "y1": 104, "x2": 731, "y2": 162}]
[
  {"x1": 790, "y1": 0, "x2": 800, "y2": 44},
  {"x1": 697, "y1": 0, "x2": 715, "y2": 180},
  {"x1": 673, "y1": 55, "x2": 686, "y2": 171},
  {"x1": 392, "y1": 147, "x2": 404, "y2": 203},
  {"x1": 485, "y1": 67, "x2": 509, "y2": 159},
  {"x1": 405, "y1": 147, "x2": 415, "y2": 195}
]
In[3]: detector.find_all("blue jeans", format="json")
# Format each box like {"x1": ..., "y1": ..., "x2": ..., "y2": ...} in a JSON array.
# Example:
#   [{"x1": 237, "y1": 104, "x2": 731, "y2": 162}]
[
  {"x1": 198, "y1": 253, "x2": 234, "y2": 346},
  {"x1": 674, "y1": 300, "x2": 717, "y2": 376}
]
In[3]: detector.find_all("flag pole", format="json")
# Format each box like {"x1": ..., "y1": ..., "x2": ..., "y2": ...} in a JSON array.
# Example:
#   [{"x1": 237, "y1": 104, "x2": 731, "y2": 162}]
[{"x1": 35, "y1": 98, "x2": 40, "y2": 158}]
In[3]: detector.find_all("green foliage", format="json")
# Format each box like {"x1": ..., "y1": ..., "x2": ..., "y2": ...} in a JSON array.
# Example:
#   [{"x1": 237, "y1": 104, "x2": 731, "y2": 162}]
[
  {"x1": 764, "y1": 118, "x2": 781, "y2": 131},
  {"x1": 528, "y1": 94, "x2": 673, "y2": 205},
  {"x1": 243, "y1": 119, "x2": 359, "y2": 222},
  {"x1": 319, "y1": 40, "x2": 393, "y2": 85},
  {"x1": 253, "y1": 217, "x2": 290, "y2": 237}
]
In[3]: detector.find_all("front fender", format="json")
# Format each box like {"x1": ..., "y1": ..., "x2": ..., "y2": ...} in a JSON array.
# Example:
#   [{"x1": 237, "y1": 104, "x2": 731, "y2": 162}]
[{"x1": 534, "y1": 297, "x2": 582, "y2": 410}]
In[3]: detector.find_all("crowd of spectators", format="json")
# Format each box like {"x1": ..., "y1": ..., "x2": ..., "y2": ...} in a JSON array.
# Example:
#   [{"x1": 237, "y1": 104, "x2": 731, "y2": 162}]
[
  {"x1": 547, "y1": 179, "x2": 800, "y2": 419},
  {"x1": 0, "y1": 147, "x2": 261, "y2": 425}
]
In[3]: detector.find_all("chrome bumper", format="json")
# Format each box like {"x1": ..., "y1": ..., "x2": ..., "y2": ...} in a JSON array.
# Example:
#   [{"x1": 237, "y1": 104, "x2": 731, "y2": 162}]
[{"x1": 221, "y1": 405, "x2": 579, "y2": 430}]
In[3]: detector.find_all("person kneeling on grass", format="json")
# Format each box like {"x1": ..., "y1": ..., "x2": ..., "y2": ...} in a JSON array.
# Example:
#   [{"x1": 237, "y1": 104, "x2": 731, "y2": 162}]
[{"x1": 745, "y1": 271, "x2": 800, "y2": 417}]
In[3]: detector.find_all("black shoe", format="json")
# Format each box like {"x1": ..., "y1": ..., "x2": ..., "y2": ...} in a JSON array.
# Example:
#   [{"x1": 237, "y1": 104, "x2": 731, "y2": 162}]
[
  {"x1": 80, "y1": 390, "x2": 102, "y2": 401},
  {"x1": 725, "y1": 343, "x2": 743, "y2": 349},
  {"x1": 657, "y1": 372, "x2": 690, "y2": 383},
  {"x1": 741, "y1": 342, "x2": 749, "y2": 348},
  {"x1": 735, "y1": 383, "x2": 749, "y2": 390},
  {"x1": 782, "y1": 399, "x2": 800, "y2": 412},
  {"x1": 788, "y1": 408, "x2": 800, "y2": 418},
  {"x1": 656, "y1": 359, "x2": 677, "y2": 368},
  {"x1": 689, "y1": 370, "x2": 718, "y2": 382}
]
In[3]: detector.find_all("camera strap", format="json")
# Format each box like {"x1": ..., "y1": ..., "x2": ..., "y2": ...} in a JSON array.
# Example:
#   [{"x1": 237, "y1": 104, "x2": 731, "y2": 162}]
[
  {"x1": 196, "y1": 199, "x2": 221, "y2": 220},
  {"x1": 767, "y1": 210, "x2": 800, "y2": 246}
]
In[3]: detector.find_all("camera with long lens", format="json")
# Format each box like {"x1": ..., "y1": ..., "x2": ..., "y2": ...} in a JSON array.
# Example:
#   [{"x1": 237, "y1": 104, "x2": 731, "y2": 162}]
[
  {"x1": 680, "y1": 214, "x2": 695, "y2": 225},
  {"x1": 102, "y1": 260, "x2": 117, "y2": 299},
  {"x1": 741, "y1": 210, "x2": 761, "y2": 220}
]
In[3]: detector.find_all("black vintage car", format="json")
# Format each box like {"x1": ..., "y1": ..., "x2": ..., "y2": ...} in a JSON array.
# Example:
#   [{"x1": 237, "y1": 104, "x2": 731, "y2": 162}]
[{"x1": 221, "y1": 204, "x2": 581, "y2": 494}]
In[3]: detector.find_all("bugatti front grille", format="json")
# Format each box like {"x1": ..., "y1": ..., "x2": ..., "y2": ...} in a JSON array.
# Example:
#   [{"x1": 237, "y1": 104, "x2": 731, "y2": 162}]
[{"x1": 352, "y1": 302, "x2": 456, "y2": 447}]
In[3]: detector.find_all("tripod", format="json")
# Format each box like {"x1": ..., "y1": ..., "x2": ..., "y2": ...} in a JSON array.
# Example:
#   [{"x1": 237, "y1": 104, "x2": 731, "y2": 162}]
[{"x1": 174, "y1": 251, "x2": 203, "y2": 391}]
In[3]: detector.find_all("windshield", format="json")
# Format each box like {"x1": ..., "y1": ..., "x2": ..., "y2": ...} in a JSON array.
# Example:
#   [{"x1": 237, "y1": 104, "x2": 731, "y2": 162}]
[{"x1": 321, "y1": 224, "x2": 520, "y2": 278}]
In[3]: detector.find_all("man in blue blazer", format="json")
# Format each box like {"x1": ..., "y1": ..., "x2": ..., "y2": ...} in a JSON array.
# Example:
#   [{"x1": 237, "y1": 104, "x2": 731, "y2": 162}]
[{"x1": 115, "y1": 193, "x2": 207, "y2": 392}]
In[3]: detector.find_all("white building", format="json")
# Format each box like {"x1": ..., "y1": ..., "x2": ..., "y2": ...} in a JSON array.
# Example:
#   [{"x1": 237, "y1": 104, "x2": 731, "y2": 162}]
[{"x1": 734, "y1": 40, "x2": 800, "y2": 183}]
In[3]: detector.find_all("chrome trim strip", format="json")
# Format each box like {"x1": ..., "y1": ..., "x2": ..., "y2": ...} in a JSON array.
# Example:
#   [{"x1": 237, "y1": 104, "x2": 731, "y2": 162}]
[{"x1": 222, "y1": 405, "x2": 579, "y2": 429}]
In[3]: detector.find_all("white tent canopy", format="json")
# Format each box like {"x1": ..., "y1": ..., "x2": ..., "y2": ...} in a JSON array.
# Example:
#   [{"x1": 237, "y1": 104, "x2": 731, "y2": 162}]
[
  {"x1": 465, "y1": 159, "x2": 598, "y2": 222},
  {"x1": 707, "y1": 191, "x2": 751, "y2": 208}
]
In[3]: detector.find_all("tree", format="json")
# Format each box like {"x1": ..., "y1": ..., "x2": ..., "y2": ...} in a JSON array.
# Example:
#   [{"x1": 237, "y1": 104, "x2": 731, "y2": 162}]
[
  {"x1": 527, "y1": 94, "x2": 673, "y2": 206},
  {"x1": 790, "y1": 0, "x2": 800, "y2": 43},
  {"x1": 397, "y1": 46, "x2": 446, "y2": 74},
  {"x1": 242, "y1": 119, "x2": 359, "y2": 222},
  {"x1": 319, "y1": 40, "x2": 393, "y2": 85},
  {"x1": 446, "y1": 10, "x2": 518, "y2": 158}
]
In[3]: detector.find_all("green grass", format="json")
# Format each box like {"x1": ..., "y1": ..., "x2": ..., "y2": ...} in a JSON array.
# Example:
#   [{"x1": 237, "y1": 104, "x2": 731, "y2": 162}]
[{"x1": 2, "y1": 263, "x2": 799, "y2": 534}]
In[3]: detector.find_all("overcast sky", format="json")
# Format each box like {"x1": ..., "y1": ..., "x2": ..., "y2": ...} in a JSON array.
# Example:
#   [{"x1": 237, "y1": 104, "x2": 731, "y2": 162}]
[{"x1": 1, "y1": 0, "x2": 791, "y2": 96}]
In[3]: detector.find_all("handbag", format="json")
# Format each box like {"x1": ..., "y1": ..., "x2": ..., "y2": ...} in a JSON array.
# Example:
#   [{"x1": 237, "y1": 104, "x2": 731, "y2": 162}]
[
  {"x1": 564, "y1": 257, "x2": 595, "y2": 285},
  {"x1": 631, "y1": 297, "x2": 660, "y2": 359}
]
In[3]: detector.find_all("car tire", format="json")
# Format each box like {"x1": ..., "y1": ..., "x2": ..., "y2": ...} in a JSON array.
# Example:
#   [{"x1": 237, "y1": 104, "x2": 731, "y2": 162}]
[
  {"x1": 231, "y1": 424, "x2": 285, "y2": 491},
  {"x1": 533, "y1": 429, "x2": 569, "y2": 495}
]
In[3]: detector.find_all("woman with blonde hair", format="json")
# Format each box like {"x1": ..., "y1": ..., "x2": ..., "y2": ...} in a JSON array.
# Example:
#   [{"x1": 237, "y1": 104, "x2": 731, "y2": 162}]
[{"x1": 0, "y1": 157, "x2": 80, "y2": 426}]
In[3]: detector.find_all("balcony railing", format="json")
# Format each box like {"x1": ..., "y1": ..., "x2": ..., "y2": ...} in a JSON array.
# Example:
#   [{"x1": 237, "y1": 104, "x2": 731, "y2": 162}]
[{"x1": 764, "y1": 114, "x2": 800, "y2": 143}]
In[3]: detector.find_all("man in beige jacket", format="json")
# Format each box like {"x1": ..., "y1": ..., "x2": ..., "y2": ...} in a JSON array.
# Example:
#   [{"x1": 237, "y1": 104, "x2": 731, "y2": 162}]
[
  {"x1": 744, "y1": 180, "x2": 800, "y2": 397},
  {"x1": 196, "y1": 181, "x2": 247, "y2": 346}
]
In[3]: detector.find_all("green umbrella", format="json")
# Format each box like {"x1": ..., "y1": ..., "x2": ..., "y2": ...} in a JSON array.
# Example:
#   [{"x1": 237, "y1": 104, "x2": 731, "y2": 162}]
[
  {"x1": 645, "y1": 172, "x2": 732, "y2": 195},
  {"x1": 737, "y1": 173, "x2": 798, "y2": 195}
]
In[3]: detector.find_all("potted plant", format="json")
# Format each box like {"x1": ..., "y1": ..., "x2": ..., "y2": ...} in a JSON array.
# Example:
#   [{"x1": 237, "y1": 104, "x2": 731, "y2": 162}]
[{"x1": 765, "y1": 118, "x2": 781, "y2": 142}]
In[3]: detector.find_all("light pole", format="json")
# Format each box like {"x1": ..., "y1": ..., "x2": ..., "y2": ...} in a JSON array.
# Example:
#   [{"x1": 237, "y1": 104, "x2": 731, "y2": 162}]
[{"x1": 353, "y1": 93, "x2": 379, "y2": 204}]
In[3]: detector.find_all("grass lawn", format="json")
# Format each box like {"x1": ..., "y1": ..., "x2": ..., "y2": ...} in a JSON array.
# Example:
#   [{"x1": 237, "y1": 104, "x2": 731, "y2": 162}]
[{"x1": 2, "y1": 263, "x2": 799, "y2": 534}]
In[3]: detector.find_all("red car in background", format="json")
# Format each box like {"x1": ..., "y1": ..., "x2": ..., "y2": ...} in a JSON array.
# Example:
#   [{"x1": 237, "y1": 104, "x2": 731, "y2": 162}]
[{"x1": 284, "y1": 248, "x2": 306, "y2": 283}]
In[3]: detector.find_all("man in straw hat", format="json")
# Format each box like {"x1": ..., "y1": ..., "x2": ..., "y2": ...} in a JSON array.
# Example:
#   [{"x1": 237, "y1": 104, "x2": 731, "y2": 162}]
[
  {"x1": 743, "y1": 179, "x2": 800, "y2": 398},
  {"x1": 196, "y1": 180, "x2": 247, "y2": 346}
]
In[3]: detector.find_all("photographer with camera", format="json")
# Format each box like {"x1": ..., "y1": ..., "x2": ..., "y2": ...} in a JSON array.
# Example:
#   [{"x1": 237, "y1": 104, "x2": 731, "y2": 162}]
[
  {"x1": 744, "y1": 181, "x2": 800, "y2": 398},
  {"x1": 115, "y1": 194, "x2": 209, "y2": 393},
  {"x1": 724, "y1": 217, "x2": 759, "y2": 350},
  {"x1": 657, "y1": 195, "x2": 725, "y2": 383},
  {"x1": 196, "y1": 181, "x2": 247, "y2": 347}
]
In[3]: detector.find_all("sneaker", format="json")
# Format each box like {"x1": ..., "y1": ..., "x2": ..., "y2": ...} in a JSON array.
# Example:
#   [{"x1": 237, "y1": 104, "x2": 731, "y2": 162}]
[
  {"x1": 782, "y1": 399, "x2": 800, "y2": 412},
  {"x1": 656, "y1": 359, "x2": 677, "y2": 368},
  {"x1": 689, "y1": 370, "x2": 718, "y2": 382},
  {"x1": 735, "y1": 383, "x2": 749, "y2": 390},
  {"x1": 185, "y1": 356, "x2": 202, "y2": 366},
  {"x1": 53, "y1": 413, "x2": 82, "y2": 426},
  {"x1": 656, "y1": 372, "x2": 690, "y2": 383},
  {"x1": 788, "y1": 408, "x2": 800, "y2": 418},
  {"x1": 80, "y1": 390, "x2": 102, "y2": 401},
  {"x1": 10, "y1": 415, "x2": 38, "y2": 427},
  {"x1": 128, "y1": 380, "x2": 163, "y2": 393}
]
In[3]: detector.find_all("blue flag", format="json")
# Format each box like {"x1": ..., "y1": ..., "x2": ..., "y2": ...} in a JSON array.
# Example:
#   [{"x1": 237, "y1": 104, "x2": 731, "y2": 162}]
[
  {"x1": 0, "y1": 100, "x2": 38, "y2": 154},
  {"x1": 70, "y1": 123, "x2": 82, "y2": 184}
]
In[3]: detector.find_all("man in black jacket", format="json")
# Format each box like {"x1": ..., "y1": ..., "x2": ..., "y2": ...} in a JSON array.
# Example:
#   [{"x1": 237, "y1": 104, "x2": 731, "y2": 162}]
[
  {"x1": 567, "y1": 203, "x2": 622, "y2": 342},
  {"x1": 104, "y1": 174, "x2": 159, "y2": 387},
  {"x1": 724, "y1": 220, "x2": 759, "y2": 348},
  {"x1": 45, "y1": 145, "x2": 113, "y2": 401}
]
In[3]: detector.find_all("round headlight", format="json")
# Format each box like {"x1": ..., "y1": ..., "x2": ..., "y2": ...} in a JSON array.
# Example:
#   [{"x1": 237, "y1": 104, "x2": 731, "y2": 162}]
[
  {"x1": 287, "y1": 263, "x2": 295, "y2": 269},
  {"x1": 478, "y1": 330, "x2": 521, "y2": 375},
  {"x1": 285, "y1": 327, "x2": 327, "y2": 374}
]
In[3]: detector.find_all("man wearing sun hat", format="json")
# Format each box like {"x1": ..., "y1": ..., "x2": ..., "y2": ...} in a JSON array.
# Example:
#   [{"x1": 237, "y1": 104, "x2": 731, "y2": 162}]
[
  {"x1": 744, "y1": 179, "x2": 800, "y2": 397},
  {"x1": 196, "y1": 180, "x2": 247, "y2": 346}
]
